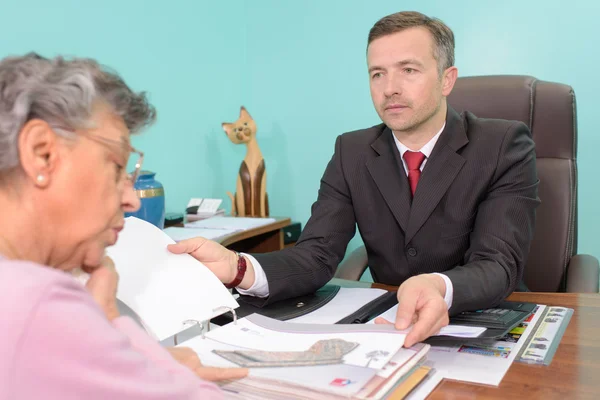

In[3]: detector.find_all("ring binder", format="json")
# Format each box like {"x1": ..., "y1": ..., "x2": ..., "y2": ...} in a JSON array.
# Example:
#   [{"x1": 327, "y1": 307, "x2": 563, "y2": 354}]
[
  {"x1": 173, "y1": 307, "x2": 239, "y2": 344},
  {"x1": 210, "y1": 306, "x2": 238, "y2": 331},
  {"x1": 174, "y1": 320, "x2": 204, "y2": 345},
  {"x1": 105, "y1": 217, "x2": 241, "y2": 343}
]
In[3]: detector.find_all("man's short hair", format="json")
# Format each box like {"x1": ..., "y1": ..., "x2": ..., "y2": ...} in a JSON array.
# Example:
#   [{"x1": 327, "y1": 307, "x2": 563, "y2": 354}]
[{"x1": 368, "y1": 11, "x2": 455, "y2": 75}]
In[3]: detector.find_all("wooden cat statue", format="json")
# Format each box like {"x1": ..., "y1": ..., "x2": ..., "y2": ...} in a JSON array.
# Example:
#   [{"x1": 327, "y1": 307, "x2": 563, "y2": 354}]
[{"x1": 222, "y1": 106, "x2": 269, "y2": 217}]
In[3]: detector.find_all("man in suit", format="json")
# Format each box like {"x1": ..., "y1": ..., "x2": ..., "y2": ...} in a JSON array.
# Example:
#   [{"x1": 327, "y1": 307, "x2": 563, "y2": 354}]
[{"x1": 169, "y1": 11, "x2": 539, "y2": 347}]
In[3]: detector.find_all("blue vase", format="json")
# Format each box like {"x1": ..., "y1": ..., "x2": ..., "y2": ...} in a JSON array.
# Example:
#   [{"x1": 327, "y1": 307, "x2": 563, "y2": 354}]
[{"x1": 126, "y1": 170, "x2": 165, "y2": 229}]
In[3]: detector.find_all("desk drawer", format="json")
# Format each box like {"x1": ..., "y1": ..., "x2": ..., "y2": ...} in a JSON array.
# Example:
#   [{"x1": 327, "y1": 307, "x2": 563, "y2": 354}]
[{"x1": 283, "y1": 222, "x2": 302, "y2": 245}]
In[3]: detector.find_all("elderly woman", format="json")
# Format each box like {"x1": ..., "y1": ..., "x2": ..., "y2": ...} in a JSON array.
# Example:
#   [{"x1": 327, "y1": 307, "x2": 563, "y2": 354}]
[{"x1": 0, "y1": 53, "x2": 245, "y2": 399}]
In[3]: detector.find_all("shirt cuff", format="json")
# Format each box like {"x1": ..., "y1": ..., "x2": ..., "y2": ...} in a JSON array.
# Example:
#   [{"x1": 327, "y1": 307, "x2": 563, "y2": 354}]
[
  {"x1": 235, "y1": 253, "x2": 270, "y2": 298},
  {"x1": 432, "y1": 273, "x2": 453, "y2": 310}
]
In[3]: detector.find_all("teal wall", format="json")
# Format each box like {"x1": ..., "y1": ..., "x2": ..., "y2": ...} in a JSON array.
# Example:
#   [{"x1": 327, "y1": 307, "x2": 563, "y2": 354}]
[
  {"x1": 243, "y1": 0, "x2": 600, "y2": 261},
  {"x1": 1, "y1": 1, "x2": 598, "y2": 263},
  {"x1": 1, "y1": 0, "x2": 248, "y2": 214}
]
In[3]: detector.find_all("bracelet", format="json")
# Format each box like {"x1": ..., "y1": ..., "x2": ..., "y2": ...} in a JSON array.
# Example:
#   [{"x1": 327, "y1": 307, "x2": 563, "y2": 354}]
[{"x1": 224, "y1": 252, "x2": 247, "y2": 289}]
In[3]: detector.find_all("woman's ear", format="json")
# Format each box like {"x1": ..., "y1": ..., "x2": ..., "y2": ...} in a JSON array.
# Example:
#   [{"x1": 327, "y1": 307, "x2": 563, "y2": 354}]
[{"x1": 18, "y1": 120, "x2": 60, "y2": 187}]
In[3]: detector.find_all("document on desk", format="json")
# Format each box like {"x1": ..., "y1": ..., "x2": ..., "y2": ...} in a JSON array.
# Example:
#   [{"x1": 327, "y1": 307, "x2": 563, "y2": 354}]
[
  {"x1": 287, "y1": 288, "x2": 486, "y2": 339},
  {"x1": 163, "y1": 227, "x2": 241, "y2": 242},
  {"x1": 370, "y1": 305, "x2": 488, "y2": 338},
  {"x1": 425, "y1": 304, "x2": 546, "y2": 386},
  {"x1": 185, "y1": 216, "x2": 277, "y2": 230},
  {"x1": 184, "y1": 314, "x2": 430, "y2": 399},
  {"x1": 105, "y1": 217, "x2": 239, "y2": 341}
]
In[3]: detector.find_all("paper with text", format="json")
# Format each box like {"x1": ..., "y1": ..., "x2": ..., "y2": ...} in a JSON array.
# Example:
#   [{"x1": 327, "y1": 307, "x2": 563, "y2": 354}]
[
  {"x1": 190, "y1": 314, "x2": 406, "y2": 370},
  {"x1": 426, "y1": 305, "x2": 546, "y2": 386},
  {"x1": 185, "y1": 314, "x2": 409, "y2": 398}
]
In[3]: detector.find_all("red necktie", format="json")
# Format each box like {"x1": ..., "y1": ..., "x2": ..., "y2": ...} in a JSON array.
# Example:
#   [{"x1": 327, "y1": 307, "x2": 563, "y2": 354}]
[{"x1": 403, "y1": 151, "x2": 426, "y2": 196}]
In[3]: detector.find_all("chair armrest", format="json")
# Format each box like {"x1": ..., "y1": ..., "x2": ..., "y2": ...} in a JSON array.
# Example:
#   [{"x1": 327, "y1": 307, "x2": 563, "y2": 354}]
[
  {"x1": 566, "y1": 254, "x2": 600, "y2": 293},
  {"x1": 334, "y1": 246, "x2": 368, "y2": 281}
]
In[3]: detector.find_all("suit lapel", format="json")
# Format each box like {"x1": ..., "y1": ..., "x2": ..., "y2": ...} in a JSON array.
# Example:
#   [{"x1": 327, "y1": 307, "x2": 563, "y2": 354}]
[
  {"x1": 405, "y1": 108, "x2": 469, "y2": 244},
  {"x1": 366, "y1": 127, "x2": 412, "y2": 234}
]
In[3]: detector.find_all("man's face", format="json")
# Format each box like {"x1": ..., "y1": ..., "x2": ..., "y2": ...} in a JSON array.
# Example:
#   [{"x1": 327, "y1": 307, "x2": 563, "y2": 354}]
[{"x1": 367, "y1": 27, "x2": 453, "y2": 135}]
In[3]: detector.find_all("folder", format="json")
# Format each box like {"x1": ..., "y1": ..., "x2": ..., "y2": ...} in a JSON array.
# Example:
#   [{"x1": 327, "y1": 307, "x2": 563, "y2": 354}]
[
  {"x1": 104, "y1": 217, "x2": 239, "y2": 342},
  {"x1": 185, "y1": 313, "x2": 430, "y2": 399},
  {"x1": 211, "y1": 285, "x2": 398, "y2": 326}
]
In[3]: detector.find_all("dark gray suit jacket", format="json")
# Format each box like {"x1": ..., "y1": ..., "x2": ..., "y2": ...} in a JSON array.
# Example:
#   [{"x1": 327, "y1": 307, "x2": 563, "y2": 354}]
[{"x1": 252, "y1": 107, "x2": 540, "y2": 315}]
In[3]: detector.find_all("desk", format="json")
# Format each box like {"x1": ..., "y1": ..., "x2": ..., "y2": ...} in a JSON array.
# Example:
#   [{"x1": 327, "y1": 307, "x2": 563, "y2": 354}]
[
  {"x1": 330, "y1": 278, "x2": 600, "y2": 399},
  {"x1": 216, "y1": 217, "x2": 291, "y2": 253}
]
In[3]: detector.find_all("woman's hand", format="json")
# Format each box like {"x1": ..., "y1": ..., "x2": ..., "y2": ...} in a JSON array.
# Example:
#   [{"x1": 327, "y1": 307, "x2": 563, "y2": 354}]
[
  {"x1": 166, "y1": 347, "x2": 248, "y2": 382},
  {"x1": 84, "y1": 256, "x2": 120, "y2": 321}
]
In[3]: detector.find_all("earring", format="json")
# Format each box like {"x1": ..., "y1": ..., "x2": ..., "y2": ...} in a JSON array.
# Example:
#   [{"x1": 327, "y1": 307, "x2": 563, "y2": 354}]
[{"x1": 36, "y1": 174, "x2": 45, "y2": 183}]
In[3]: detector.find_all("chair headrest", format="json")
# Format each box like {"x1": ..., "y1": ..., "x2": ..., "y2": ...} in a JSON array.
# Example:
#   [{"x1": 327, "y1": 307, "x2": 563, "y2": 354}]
[{"x1": 448, "y1": 75, "x2": 575, "y2": 159}]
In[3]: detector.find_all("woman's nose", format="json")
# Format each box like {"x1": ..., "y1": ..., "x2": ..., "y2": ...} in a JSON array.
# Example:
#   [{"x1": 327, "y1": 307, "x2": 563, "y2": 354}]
[{"x1": 122, "y1": 181, "x2": 141, "y2": 212}]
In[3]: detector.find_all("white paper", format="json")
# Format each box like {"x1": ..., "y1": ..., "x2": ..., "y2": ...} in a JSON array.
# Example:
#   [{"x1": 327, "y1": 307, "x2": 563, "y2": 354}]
[
  {"x1": 376, "y1": 346, "x2": 420, "y2": 379},
  {"x1": 426, "y1": 305, "x2": 546, "y2": 386},
  {"x1": 163, "y1": 227, "x2": 241, "y2": 242},
  {"x1": 185, "y1": 216, "x2": 277, "y2": 230},
  {"x1": 435, "y1": 324, "x2": 487, "y2": 338},
  {"x1": 288, "y1": 287, "x2": 389, "y2": 324},
  {"x1": 187, "y1": 198, "x2": 203, "y2": 208},
  {"x1": 105, "y1": 217, "x2": 239, "y2": 341},
  {"x1": 189, "y1": 316, "x2": 406, "y2": 368},
  {"x1": 370, "y1": 344, "x2": 430, "y2": 399},
  {"x1": 369, "y1": 304, "x2": 487, "y2": 338},
  {"x1": 185, "y1": 316, "x2": 407, "y2": 398},
  {"x1": 239, "y1": 364, "x2": 376, "y2": 398}
]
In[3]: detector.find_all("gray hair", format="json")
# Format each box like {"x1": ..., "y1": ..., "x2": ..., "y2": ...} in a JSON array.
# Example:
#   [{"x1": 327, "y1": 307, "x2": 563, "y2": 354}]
[{"x1": 0, "y1": 52, "x2": 156, "y2": 172}]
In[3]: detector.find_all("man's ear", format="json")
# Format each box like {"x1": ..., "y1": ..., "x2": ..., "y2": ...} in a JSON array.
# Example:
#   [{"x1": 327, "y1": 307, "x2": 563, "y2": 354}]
[
  {"x1": 17, "y1": 119, "x2": 59, "y2": 187},
  {"x1": 441, "y1": 66, "x2": 458, "y2": 97}
]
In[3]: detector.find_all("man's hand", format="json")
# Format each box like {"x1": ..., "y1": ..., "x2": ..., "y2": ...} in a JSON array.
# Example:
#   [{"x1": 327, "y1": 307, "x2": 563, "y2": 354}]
[
  {"x1": 167, "y1": 237, "x2": 256, "y2": 290},
  {"x1": 84, "y1": 256, "x2": 120, "y2": 321},
  {"x1": 166, "y1": 347, "x2": 248, "y2": 382},
  {"x1": 375, "y1": 274, "x2": 449, "y2": 347}
]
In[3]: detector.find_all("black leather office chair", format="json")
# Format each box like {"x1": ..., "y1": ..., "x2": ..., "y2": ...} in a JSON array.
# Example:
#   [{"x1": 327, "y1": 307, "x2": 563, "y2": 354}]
[{"x1": 335, "y1": 75, "x2": 599, "y2": 293}]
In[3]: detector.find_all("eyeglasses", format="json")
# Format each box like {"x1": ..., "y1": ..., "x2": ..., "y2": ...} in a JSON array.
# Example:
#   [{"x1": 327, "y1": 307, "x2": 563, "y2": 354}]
[{"x1": 51, "y1": 125, "x2": 144, "y2": 184}]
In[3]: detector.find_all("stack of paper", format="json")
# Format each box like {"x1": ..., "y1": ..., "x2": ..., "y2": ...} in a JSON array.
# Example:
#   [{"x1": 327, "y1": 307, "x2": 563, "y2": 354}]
[
  {"x1": 164, "y1": 215, "x2": 277, "y2": 242},
  {"x1": 187, "y1": 208, "x2": 226, "y2": 222},
  {"x1": 163, "y1": 226, "x2": 241, "y2": 242},
  {"x1": 185, "y1": 314, "x2": 434, "y2": 399},
  {"x1": 185, "y1": 216, "x2": 277, "y2": 230}
]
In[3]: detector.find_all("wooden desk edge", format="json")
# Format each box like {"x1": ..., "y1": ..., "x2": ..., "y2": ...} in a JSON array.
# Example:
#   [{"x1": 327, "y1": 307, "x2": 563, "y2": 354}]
[
  {"x1": 330, "y1": 278, "x2": 597, "y2": 306},
  {"x1": 217, "y1": 217, "x2": 291, "y2": 248}
]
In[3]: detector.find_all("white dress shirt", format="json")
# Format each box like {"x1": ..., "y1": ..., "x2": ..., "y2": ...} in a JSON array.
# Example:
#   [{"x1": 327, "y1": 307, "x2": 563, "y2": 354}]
[{"x1": 239, "y1": 124, "x2": 454, "y2": 310}]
